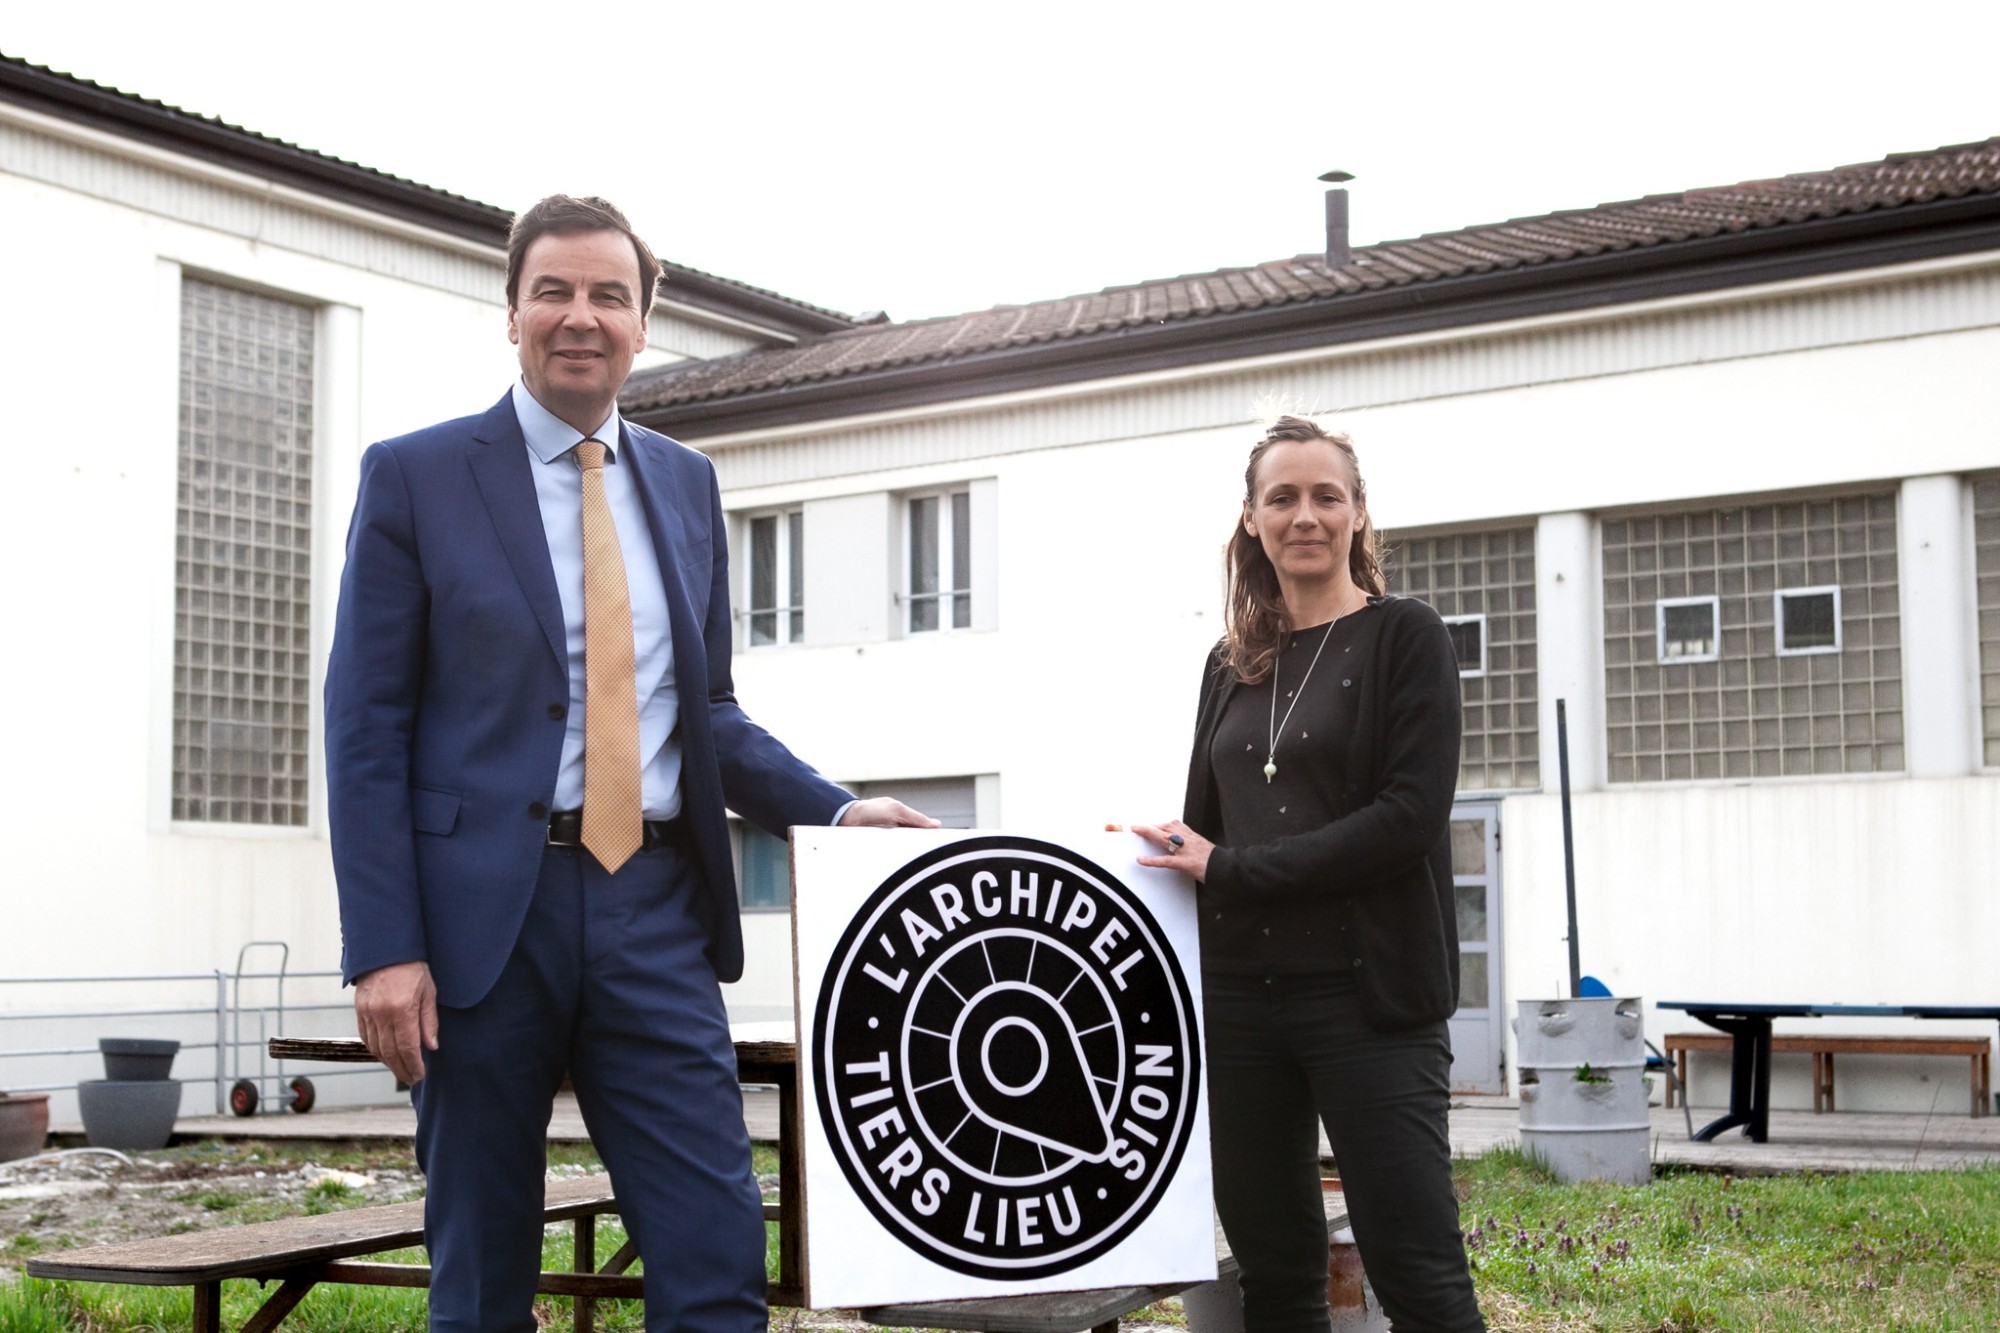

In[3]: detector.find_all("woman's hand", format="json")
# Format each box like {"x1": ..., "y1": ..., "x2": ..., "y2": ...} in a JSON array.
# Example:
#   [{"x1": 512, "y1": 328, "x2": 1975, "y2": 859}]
[{"x1": 1134, "y1": 819, "x2": 1213, "y2": 883}]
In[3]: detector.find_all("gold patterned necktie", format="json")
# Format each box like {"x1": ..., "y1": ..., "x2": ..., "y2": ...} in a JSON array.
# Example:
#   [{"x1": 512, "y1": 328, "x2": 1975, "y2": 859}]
[{"x1": 574, "y1": 439, "x2": 643, "y2": 873}]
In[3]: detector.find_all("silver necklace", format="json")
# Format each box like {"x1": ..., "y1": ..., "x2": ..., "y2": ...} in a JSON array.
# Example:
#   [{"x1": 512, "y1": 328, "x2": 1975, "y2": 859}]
[{"x1": 1264, "y1": 594, "x2": 1364, "y2": 783}]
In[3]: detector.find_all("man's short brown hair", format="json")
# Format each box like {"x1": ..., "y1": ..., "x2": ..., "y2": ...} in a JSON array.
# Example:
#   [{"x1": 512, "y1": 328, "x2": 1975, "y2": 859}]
[{"x1": 505, "y1": 195, "x2": 663, "y2": 314}]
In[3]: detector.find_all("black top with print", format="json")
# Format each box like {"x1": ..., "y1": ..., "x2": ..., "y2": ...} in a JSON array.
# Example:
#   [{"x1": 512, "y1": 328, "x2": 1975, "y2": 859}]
[{"x1": 1203, "y1": 606, "x2": 1382, "y2": 974}]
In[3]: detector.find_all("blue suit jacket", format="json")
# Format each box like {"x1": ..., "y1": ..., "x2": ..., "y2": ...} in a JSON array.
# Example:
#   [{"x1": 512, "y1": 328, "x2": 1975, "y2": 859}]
[{"x1": 324, "y1": 393, "x2": 848, "y2": 1008}]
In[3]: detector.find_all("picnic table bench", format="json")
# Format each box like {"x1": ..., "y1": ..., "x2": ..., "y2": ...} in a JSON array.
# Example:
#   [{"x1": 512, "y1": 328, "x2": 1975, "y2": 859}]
[
  {"x1": 1661, "y1": 1031, "x2": 1992, "y2": 1117},
  {"x1": 27, "y1": 1038, "x2": 804, "y2": 1332},
  {"x1": 27, "y1": 1036, "x2": 1328, "y2": 1333},
  {"x1": 1658, "y1": 1001, "x2": 2000, "y2": 1144}
]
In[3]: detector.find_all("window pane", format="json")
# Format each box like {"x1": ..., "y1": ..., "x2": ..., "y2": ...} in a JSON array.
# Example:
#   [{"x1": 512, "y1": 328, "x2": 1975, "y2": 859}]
[
  {"x1": 910, "y1": 497, "x2": 940, "y2": 596},
  {"x1": 910, "y1": 495, "x2": 940, "y2": 633},
  {"x1": 787, "y1": 510, "x2": 805, "y2": 627},
  {"x1": 1458, "y1": 951, "x2": 1490, "y2": 1008},
  {"x1": 1446, "y1": 618, "x2": 1483, "y2": 674},
  {"x1": 1780, "y1": 589, "x2": 1837, "y2": 650},
  {"x1": 951, "y1": 491, "x2": 971, "y2": 594},
  {"x1": 952, "y1": 592, "x2": 972, "y2": 630},
  {"x1": 1455, "y1": 885, "x2": 1488, "y2": 943},
  {"x1": 750, "y1": 610, "x2": 776, "y2": 645},
  {"x1": 739, "y1": 826, "x2": 790, "y2": 909},
  {"x1": 1450, "y1": 820, "x2": 1486, "y2": 875},
  {"x1": 750, "y1": 516, "x2": 777, "y2": 605},
  {"x1": 1660, "y1": 601, "x2": 1717, "y2": 659}
]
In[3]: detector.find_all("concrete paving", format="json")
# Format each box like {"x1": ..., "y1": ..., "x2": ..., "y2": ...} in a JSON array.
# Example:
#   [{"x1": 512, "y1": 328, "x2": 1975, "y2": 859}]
[{"x1": 63, "y1": 1092, "x2": 2000, "y2": 1174}]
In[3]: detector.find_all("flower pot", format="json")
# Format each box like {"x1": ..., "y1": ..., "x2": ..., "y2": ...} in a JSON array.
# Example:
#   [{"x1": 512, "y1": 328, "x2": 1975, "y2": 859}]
[
  {"x1": 77, "y1": 1079, "x2": 182, "y2": 1150},
  {"x1": 0, "y1": 1093, "x2": 50, "y2": 1162},
  {"x1": 1515, "y1": 997, "x2": 1650, "y2": 1185},
  {"x1": 99, "y1": 1037, "x2": 180, "y2": 1082}
]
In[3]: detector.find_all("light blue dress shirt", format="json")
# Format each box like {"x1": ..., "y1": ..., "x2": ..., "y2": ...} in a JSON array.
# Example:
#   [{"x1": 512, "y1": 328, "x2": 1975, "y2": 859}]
[{"x1": 512, "y1": 381, "x2": 684, "y2": 820}]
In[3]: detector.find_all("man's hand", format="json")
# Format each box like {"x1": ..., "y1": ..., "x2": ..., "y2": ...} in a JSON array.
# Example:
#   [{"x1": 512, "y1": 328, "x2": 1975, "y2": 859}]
[
  {"x1": 838, "y1": 798, "x2": 942, "y2": 828},
  {"x1": 354, "y1": 960, "x2": 438, "y2": 1086}
]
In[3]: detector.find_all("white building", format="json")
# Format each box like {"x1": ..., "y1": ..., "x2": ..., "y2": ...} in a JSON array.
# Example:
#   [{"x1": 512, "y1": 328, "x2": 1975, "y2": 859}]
[
  {"x1": 621, "y1": 140, "x2": 2000, "y2": 1113},
  {"x1": 5, "y1": 47, "x2": 1994, "y2": 1122},
  {"x1": 0, "y1": 54, "x2": 855, "y2": 1117}
]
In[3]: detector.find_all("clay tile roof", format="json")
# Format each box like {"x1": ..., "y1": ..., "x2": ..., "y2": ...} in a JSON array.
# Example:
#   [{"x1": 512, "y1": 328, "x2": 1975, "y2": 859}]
[{"x1": 622, "y1": 136, "x2": 2000, "y2": 421}]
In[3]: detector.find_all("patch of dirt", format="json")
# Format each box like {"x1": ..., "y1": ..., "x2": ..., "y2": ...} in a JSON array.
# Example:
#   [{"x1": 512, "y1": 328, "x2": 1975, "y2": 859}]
[{"x1": 0, "y1": 1147, "x2": 431, "y2": 1260}]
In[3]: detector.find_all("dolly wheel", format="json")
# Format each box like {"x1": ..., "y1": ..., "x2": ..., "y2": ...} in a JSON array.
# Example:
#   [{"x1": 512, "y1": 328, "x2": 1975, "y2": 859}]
[
  {"x1": 229, "y1": 1079, "x2": 259, "y2": 1117},
  {"x1": 288, "y1": 1077, "x2": 317, "y2": 1114}
]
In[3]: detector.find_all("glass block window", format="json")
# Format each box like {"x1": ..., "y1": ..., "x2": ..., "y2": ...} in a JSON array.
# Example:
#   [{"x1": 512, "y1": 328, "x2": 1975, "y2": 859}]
[
  {"x1": 173, "y1": 279, "x2": 316, "y2": 825},
  {"x1": 1384, "y1": 527, "x2": 1539, "y2": 792},
  {"x1": 1976, "y1": 473, "x2": 2000, "y2": 767},
  {"x1": 746, "y1": 508, "x2": 803, "y2": 646},
  {"x1": 908, "y1": 490, "x2": 971, "y2": 632},
  {"x1": 1601, "y1": 495, "x2": 1902, "y2": 784}
]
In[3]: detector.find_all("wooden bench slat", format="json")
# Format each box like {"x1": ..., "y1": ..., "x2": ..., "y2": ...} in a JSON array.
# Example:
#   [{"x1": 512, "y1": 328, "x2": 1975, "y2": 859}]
[
  {"x1": 1663, "y1": 1031, "x2": 1993, "y2": 1117},
  {"x1": 24, "y1": 1177, "x2": 618, "y2": 1286}
]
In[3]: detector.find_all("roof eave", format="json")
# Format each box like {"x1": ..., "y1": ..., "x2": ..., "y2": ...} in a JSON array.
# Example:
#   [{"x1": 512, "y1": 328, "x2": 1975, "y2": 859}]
[
  {"x1": 0, "y1": 57, "x2": 514, "y2": 246},
  {"x1": 659, "y1": 263, "x2": 857, "y2": 340},
  {"x1": 1, "y1": 56, "x2": 857, "y2": 338},
  {"x1": 630, "y1": 190, "x2": 2000, "y2": 439}
]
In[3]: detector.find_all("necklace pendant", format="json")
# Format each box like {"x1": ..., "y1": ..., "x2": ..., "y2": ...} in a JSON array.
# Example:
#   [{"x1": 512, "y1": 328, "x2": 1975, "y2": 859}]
[{"x1": 1263, "y1": 758, "x2": 1277, "y2": 783}]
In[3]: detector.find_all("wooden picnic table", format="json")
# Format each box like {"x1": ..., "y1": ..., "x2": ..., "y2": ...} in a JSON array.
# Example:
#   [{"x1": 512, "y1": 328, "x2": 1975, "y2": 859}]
[{"x1": 29, "y1": 1035, "x2": 1320, "y2": 1333}]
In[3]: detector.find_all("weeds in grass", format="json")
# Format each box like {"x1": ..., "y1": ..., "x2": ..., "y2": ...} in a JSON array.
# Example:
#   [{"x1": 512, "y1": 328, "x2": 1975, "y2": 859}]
[{"x1": 1458, "y1": 1151, "x2": 2000, "y2": 1331}]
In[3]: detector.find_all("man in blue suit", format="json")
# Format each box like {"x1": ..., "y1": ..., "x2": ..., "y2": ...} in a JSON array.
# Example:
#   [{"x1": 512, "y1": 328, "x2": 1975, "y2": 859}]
[{"x1": 325, "y1": 195, "x2": 934, "y2": 1333}]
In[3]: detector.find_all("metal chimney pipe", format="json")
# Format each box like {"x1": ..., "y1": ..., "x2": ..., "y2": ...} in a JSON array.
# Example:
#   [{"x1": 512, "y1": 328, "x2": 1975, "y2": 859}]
[{"x1": 1320, "y1": 170, "x2": 1354, "y2": 268}]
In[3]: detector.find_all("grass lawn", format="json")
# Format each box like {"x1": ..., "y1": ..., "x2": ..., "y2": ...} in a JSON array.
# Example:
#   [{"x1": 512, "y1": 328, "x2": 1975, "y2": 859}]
[
  {"x1": 4, "y1": 1144, "x2": 1997, "y2": 1331},
  {"x1": 1459, "y1": 1149, "x2": 2000, "y2": 1331}
]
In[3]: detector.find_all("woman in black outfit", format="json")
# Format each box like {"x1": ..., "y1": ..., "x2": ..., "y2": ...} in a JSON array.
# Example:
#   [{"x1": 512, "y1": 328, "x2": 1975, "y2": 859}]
[{"x1": 1136, "y1": 416, "x2": 1483, "y2": 1332}]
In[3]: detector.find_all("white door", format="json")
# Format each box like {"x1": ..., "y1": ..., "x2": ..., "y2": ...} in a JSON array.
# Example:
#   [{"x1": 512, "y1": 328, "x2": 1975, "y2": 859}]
[{"x1": 1445, "y1": 802, "x2": 1505, "y2": 1093}]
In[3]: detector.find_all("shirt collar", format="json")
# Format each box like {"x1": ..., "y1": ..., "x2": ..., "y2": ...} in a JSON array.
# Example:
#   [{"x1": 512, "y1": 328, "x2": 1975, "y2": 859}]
[{"x1": 511, "y1": 379, "x2": 623, "y2": 465}]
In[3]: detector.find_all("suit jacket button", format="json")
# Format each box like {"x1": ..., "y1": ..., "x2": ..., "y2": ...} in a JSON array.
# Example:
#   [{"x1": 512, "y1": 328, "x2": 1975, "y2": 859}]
[
  {"x1": 548, "y1": 704, "x2": 567, "y2": 720},
  {"x1": 528, "y1": 801, "x2": 548, "y2": 820}
]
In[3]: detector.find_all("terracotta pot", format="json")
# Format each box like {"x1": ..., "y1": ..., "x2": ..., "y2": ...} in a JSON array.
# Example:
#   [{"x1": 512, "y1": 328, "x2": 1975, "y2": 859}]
[{"x1": 0, "y1": 1093, "x2": 51, "y2": 1162}]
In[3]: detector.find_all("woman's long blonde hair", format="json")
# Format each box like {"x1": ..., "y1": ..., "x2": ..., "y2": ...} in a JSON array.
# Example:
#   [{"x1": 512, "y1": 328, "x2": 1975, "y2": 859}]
[{"x1": 1222, "y1": 416, "x2": 1385, "y2": 684}]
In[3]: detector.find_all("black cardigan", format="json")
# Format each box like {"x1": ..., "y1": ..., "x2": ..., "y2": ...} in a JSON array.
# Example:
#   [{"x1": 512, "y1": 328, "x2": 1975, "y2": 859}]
[{"x1": 1183, "y1": 596, "x2": 1465, "y2": 1031}]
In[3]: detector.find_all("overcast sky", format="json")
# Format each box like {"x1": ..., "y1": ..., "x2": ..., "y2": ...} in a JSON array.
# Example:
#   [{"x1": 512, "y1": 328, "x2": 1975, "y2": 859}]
[{"x1": 10, "y1": 2, "x2": 2000, "y2": 322}]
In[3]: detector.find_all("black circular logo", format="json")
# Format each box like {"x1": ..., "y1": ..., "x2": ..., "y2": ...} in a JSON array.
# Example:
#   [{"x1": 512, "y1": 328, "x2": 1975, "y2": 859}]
[{"x1": 813, "y1": 836, "x2": 1200, "y2": 1280}]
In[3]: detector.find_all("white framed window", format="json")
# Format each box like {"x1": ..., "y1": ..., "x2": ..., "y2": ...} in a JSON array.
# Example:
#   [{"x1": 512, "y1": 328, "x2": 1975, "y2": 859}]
[
  {"x1": 1443, "y1": 614, "x2": 1487, "y2": 678},
  {"x1": 1657, "y1": 596, "x2": 1720, "y2": 664},
  {"x1": 745, "y1": 508, "x2": 803, "y2": 646},
  {"x1": 906, "y1": 489, "x2": 971, "y2": 633},
  {"x1": 1774, "y1": 585, "x2": 1841, "y2": 656}
]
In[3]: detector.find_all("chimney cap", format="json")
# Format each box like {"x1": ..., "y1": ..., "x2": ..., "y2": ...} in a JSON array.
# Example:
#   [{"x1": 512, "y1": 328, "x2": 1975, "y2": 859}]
[{"x1": 1318, "y1": 170, "x2": 1355, "y2": 184}]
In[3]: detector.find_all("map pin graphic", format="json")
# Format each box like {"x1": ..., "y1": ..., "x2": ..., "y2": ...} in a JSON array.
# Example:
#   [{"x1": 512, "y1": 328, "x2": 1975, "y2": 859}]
[{"x1": 951, "y1": 982, "x2": 1114, "y2": 1162}]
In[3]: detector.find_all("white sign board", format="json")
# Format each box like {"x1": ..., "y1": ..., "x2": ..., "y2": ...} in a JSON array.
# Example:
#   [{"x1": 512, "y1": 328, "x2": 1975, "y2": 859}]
[{"x1": 791, "y1": 828, "x2": 1214, "y2": 1308}]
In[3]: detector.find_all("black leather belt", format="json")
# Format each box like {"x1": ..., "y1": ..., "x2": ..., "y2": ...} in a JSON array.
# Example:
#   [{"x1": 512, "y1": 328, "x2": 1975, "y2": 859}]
[{"x1": 546, "y1": 810, "x2": 687, "y2": 853}]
